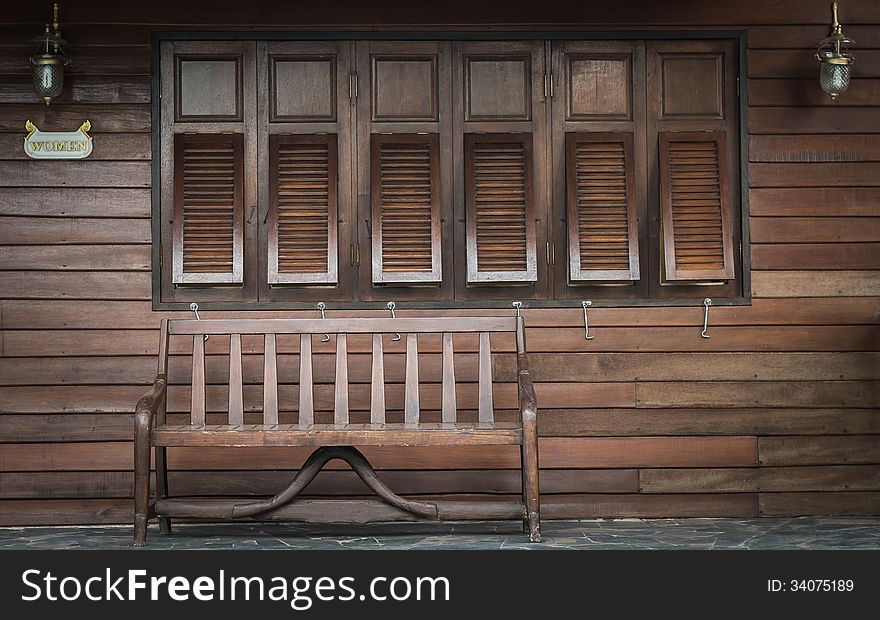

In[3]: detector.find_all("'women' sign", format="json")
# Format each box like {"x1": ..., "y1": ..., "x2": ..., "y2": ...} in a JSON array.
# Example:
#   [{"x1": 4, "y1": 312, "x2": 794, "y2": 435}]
[{"x1": 24, "y1": 120, "x2": 93, "y2": 159}]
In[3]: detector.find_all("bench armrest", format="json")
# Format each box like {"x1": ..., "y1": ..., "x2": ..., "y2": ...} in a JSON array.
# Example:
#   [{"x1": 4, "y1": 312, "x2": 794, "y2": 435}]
[
  {"x1": 135, "y1": 375, "x2": 167, "y2": 425},
  {"x1": 516, "y1": 352, "x2": 537, "y2": 422}
]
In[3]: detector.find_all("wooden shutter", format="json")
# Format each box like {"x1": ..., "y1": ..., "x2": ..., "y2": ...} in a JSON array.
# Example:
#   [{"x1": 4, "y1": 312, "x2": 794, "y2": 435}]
[
  {"x1": 172, "y1": 133, "x2": 244, "y2": 285},
  {"x1": 465, "y1": 133, "x2": 537, "y2": 283},
  {"x1": 268, "y1": 134, "x2": 338, "y2": 284},
  {"x1": 566, "y1": 132, "x2": 640, "y2": 282},
  {"x1": 370, "y1": 133, "x2": 441, "y2": 284},
  {"x1": 659, "y1": 131, "x2": 735, "y2": 281}
]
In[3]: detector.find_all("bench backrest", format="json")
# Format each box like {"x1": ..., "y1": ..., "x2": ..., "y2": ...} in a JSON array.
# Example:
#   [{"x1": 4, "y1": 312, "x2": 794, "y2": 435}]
[{"x1": 157, "y1": 316, "x2": 525, "y2": 426}]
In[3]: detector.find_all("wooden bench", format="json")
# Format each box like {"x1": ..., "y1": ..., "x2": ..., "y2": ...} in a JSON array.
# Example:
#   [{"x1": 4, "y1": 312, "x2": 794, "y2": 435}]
[{"x1": 134, "y1": 315, "x2": 540, "y2": 545}]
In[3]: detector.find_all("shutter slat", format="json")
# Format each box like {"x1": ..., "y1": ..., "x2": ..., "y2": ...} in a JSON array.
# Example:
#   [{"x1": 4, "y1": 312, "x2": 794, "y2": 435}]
[
  {"x1": 269, "y1": 134, "x2": 338, "y2": 285},
  {"x1": 465, "y1": 133, "x2": 537, "y2": 283},
  {"x1": 371, "y1": 134, "x2": 442, "y2": 284},
  {"x1": 566, "y1": 132, "x2": 640, "y2": 282},
  {"x1": 172, "y1": 134, "x2": 244, "y2": 284},
  {"x1": 660, "y1": 131, "x2": 735, "y2": 281}
]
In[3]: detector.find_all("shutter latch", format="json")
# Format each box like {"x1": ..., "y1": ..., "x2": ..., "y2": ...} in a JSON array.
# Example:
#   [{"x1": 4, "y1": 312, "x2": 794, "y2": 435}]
[
  {"x1": 349, "y1": 73, "x2": 358, "y2": 99},
  {"x1": 543, "y1": 73, "x2": 554, "y2": 99}
]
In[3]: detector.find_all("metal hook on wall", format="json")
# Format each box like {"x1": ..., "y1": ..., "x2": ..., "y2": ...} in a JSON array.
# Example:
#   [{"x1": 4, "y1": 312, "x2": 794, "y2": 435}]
[
  {"x1": 512, "y1": 301, "x2": 522, "y2": 318},
  {"x1": 317, "y1": 302, "x2": 331, "y2": 342},
  {"x1": 581, "y1": 301, "x2": 594, "y2": 340},
  {"x1": 189, "y1": 302, "x2": 208, "y2": 341},
  {"x1": 701, "y1": 298, "x2": 712, "y2": 339},
  {"x1": 387, "y1": 301, "x2": 401, "y2": 341}
]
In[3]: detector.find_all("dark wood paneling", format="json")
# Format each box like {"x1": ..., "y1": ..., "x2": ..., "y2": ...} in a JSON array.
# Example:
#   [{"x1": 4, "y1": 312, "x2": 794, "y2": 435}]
[
  {"x1": 750, "y1": 108, "x2": 880, "y2": 135},
  {"x1": 759, "y1": 492, "x2": 880, "y2": 516},
  {"x1": 0, "y1": 162, "x2": 150, "y2": 188},
  {"x1": 749, "y1": 134, "x2": 880, "y2": 163},
  {"x1": 749, "y1": 163, "x2": 880, "y2": 188},
  {"x1": 641, "y1": 465, "x2": 880, "y2": 493},
  {"x1": 749, "y1": 188, "x2": 880, "y2": 216},
  {"x1": 751, "y1": 243, "x2": 880, "y2": 270},
  {"x1": 637, "y1": 381, "x2": 880, "y2": 409},
  {"x1": 3, "y1": 297, "x2": 877, "y2": 329},
  {"x1": 749, "y1": 79, "x2": 880, "y2": 108},
  {"x1": 0, "y1": 218, "x2": 150, "y2": 244},
  {"x1": 0, "y1": 76, "x2": 151, "y2": 105},
  {"x1": 759, "y1": 436, "x2": 880, "y2": 466},
  {"x1": 752, "y1": 271, "x2": 880, "y2": 298},
  {"x1": 0, "y1": 245, "x2": 150, "y2": 271},
  {"x1": 0, "y1": 436, "x2": 757, "y2": 471},
  {"x1": 751, "y1": 217, "x2": 880, "y2": 243},
  {"x1": 748, "y1": 50, "x2": 880, "y2": 79},
  {"x1": 0, "y1": 104, "x2": 150, "y2": 132},
  {"x1": 0, "y1": 468, "x2": 639, "y2": 499},
  {"x1": 0, "y1": 273, "x2": 151, "y2": 300},
  {"x1": 0, "y1": 188, "x2": 150, "y2": 217}
]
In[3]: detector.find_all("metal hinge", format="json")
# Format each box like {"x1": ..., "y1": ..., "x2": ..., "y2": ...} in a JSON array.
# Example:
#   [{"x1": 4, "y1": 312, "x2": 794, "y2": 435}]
[
  {"x1": 736, "y1": 76, "x2": 740, "y2": 97},
  {"x1": 350, "y1": 242, "x2": 360, "y2": 266},
  {"x1": 543, "y1": 73, "x2": 554, "y2": 99},
  {"x1": 159, "y1": 243, "x2": 163, "y2": 267},
  {"x1": 349, "y1": 73, "x2": 358, "y2": 99}
]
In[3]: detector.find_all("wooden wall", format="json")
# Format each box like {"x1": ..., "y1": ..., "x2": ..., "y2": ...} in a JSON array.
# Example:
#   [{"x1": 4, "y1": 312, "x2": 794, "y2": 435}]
[{"x1": 1, "y1": 0, "x2": 878, "y2": 525}]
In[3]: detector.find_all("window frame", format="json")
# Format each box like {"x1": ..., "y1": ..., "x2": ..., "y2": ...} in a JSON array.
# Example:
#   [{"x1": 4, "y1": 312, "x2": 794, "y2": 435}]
[{"x1": 152, "y1": 29, "x2": 750, "y2": 310}]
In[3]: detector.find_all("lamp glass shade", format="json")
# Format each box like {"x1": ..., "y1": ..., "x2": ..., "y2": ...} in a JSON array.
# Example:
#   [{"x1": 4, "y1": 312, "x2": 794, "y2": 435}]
[
  {"x1": 32, "y1": 59, "x2": 64, "y2": 100},
  {"x1": 819, "y1": 62, "x2": 851, "y2": 98}
]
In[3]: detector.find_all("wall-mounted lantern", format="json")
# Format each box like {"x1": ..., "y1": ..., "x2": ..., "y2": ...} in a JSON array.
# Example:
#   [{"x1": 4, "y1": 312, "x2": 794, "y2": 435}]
[
  {"x1": 816, "y1": 2, "x2": 855, "y2": 101},
  {"x1": 30, "y1": 3, "x2": 69, "y2": 106}
]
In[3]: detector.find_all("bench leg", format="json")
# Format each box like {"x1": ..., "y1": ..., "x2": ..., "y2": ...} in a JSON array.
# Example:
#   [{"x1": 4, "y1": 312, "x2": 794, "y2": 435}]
[
  {"x1": 156, "y1": 447, "x2": 172, "y2": 535},
  {"x1": 521, "y1": 413, "x2": 541, "y2": 543},
  {"x1": 133, "y1": 410, "x2": 151, "y2": 547}
]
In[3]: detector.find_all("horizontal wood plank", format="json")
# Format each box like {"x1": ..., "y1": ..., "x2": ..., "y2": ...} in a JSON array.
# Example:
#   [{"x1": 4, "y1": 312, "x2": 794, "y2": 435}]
[
  {"x1": 636, "y1": 381, "x2": 880, "y2": 408},
  {"x1": 751, "y1": 218, "x2": 880, "y2": 243},
  {"x1": 0, "y1": 105, "x2": 150, "y2": 132},
  {"x1": 749, "y1": 79, "x2": 880, "y2": 108},
  {"x1": 0, "y1": 245, "x2": 150, "y2": 271},
  {"x1": 752, "y1": 271, "x2": 880, "y2": 298},
  {"x1": 749, "y1": 108, "x2": 880, "y2": 135},
  {"x1": 3, "y1": 298, "x2": 877, "y2": 329},
  {"x1": 0, "y1": 436, "x2": 758, "y2": 471},
  {"x1": 759, "y1": 436, "x2": 880, "y2": 466},
  {"x1": 0, "y1": 218, "x2": 150, "y2": 244},
  {"x1": 0, "y1": 272, "x2": 150, "y2": 300},
  {"x1": 749, "y1": 163, "x2": 880, "y2": 188},
  {"x1": 0, "y1": 161, "x2": 150, "y2": 188},
  {"x1": 751, "y1": 243, "x2": 880, "y2": 270},
  {"x1": 641, "y1": 465, "x2": 880, "y2": 493},
  {"x1": 0, "y1": 188, "x2": 150, "y2": 217},
  {"x1": 759, "y1": 492, "x2": 880, "y2": 516}
]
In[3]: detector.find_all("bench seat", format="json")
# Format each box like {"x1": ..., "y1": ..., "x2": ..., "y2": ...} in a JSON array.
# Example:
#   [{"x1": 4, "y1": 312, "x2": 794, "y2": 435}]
[{"x1": 152, "y1": 422, "x2": 523, "y2": 447}]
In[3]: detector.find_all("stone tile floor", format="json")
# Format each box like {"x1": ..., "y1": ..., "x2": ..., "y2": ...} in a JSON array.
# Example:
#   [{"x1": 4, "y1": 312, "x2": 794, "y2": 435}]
[{"x1": 1, "y1": 517, "x2": 878, "y2": 550}]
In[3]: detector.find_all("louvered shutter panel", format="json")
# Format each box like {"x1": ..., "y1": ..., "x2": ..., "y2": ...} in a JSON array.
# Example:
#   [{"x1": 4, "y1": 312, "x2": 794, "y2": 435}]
[
  {"x1": 172, "y1": 133, "x2": 244, "y2": 285},
  {"x1": 566, "y1": 132, "x2": 640, "y2": 282},
  {"x1": 268, "y1": 134, "x2": 338, "y2": 284},
  {"x1": 659, "y1": 131, "x2": 735, "y2": 281},
  {"x1": 370, "y1": 133, "x2": 441, "y2": 284},
  {"x1": 465, "y1": 133, "x2": 537, "y2": 283}
]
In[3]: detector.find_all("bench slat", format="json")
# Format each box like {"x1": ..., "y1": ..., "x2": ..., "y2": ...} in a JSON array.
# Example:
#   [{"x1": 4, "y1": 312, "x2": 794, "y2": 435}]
[
  {"x1": 168, "y1": 317, "x2": 516, "y2": 335},
  {"x1": 151, "y1": 422, "x2": 522, "y2": 447},
  {"x1": 478, "y1": 331, "x2": 493, "y2": 424},
  {"x1": 263, "y1": 334, "x2": 278, "y2": 425},
  {"x1": 191, "y1": 335, "x2": 206, "y2": 425},
  {"x1": 442, "y1": 332, "x2": 456, "y2": 423},
  {"x1": 334, "y1": 334, "x2": 349, "y2": 424},
  {"x1": 370, "y1": 334, "x2": 385, "y2": 424},
  {"x1": 228, "y1": 334, "x2": 243, "y2": 424},
  {"x1": 299, "y1": 334, "x2": 314, "y2": 424},
  {"x1": 405, "y1": 333, "x2": 419, "y2": 424}
]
